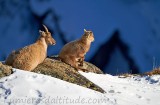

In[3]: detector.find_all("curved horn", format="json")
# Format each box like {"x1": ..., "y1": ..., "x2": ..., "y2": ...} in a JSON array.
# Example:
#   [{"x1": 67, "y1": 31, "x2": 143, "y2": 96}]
[
  {"x1": 43, "y1": 24, "x2": 49, "y2": 32},
  {"x1": 84, "y1": 29, "x2": 87, "y2": 32}
]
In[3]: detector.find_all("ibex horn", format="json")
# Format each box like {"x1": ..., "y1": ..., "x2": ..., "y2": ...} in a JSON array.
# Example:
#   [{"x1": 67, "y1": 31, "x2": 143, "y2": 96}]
[{"x1": 43, "y1": 24, "x2": 49, "y2": 32}]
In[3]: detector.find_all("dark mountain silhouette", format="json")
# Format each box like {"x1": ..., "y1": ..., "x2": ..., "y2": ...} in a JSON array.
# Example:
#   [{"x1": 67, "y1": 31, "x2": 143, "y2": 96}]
[
  {"x1": 90, "y1": 30, "x2": 139, "y2": 74},
  {"x1": 30, "y1": 5, "x2": 68, "y2": 44}
]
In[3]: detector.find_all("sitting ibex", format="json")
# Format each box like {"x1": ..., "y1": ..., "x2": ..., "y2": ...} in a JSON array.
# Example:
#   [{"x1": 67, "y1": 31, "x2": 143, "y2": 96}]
[
  {"x1": 59, "y1": 29, "x2": 94, "y2": 70},
  {"x1": 5, "y1": 25, "x2": 56, "y2": 71}
]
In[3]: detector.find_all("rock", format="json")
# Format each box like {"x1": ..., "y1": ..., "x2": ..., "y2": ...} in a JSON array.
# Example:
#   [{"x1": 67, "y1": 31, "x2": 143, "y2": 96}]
[
  {"x1": 81, "y1": 61, "x2": 104, "y2": 74},
  {"x1": 49, "y1": 55, "x2": 104, "y2": 74},
  {"x1": 0, "y1": 62, "x2": 12, "y2": 78},
  {"x1": 33, "y1": 57, "x2": 105, "y2": 93},
  {"x1": 144, "y1": 68, "x2": 160, "y2": 76}
]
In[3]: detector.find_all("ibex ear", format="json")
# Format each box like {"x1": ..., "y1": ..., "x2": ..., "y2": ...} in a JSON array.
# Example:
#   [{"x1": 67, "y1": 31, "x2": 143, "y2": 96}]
[
  {"x1": 39, "y1": 30, "x2": 46, "y2": 37},
  {"x1": 84, "y1": 29, "x2": 87, "y2": 32},
  {"x1": 39, "y1": 30, "x2": 43, "y2": 33}
]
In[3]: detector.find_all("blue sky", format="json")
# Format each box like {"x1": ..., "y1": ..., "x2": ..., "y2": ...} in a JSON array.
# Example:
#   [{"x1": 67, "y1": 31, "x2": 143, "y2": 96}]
[{"x1": 0, "y1": 0, "x2": 160, "y2": 73}]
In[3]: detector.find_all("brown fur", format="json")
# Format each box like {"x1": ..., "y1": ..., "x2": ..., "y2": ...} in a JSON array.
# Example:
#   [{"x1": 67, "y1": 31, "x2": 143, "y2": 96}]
[
  {"x1": 5, "y1": 25, "x2": 56, "y2": 71},
  {"x1": 59, "y1": 29, "x2": 94, "y2": 69}
]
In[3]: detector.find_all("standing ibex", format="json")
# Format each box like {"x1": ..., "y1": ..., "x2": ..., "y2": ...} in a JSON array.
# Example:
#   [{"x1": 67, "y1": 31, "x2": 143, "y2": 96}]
[
  {"x1": 59, "y1": 29, "x2": 94, "y2": 70},
  {"x1": 5, "y1": 25, "x2": 56, "y2": 71}
]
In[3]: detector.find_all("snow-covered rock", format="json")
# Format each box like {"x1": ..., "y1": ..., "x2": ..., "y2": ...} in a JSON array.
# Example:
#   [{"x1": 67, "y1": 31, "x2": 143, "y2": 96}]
[{"x1": 0, "y1": 69, "x2": 160, "y2": 105}]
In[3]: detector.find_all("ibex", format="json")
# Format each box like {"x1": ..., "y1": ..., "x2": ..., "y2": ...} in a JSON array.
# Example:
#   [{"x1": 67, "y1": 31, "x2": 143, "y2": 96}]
[
  {"x1": 59, "y1": 29, "x2": 94, "y2": 70},
  {"x1": 5, "y1": 25, "x2": 56, "y2": 71}
]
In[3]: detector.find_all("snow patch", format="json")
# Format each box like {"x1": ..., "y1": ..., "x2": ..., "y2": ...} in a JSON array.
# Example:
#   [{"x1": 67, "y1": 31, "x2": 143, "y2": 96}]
[{"x1": 0, "y1": 69, "x2": 160, "y2": 105}]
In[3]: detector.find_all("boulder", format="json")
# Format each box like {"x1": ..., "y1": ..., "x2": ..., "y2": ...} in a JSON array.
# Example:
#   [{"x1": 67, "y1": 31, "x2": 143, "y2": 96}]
[
  {"x1": 33, "y1": 57, "x2": 105, "y2": 93},
  {"x1": 0, "y1": 62, "x2": 12, "y2": 78}
]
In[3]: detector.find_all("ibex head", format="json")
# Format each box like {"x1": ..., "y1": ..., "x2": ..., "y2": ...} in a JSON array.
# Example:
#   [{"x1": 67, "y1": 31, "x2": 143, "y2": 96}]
[
  {"x1": 39, "y1": 25, "x2": 56, "y2": 45},
  {"x1": 82, "y1": 29, "x2": 94, "y2": 42}
]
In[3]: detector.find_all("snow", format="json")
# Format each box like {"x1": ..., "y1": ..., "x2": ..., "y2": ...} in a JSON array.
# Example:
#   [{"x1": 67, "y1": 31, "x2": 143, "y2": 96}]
[
  {"x1": 0, "y1": 69, "x2": 160, "y2": 105},
  {"x1": 80, "y1": 72, "x2": 160, "y2": 105}
]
